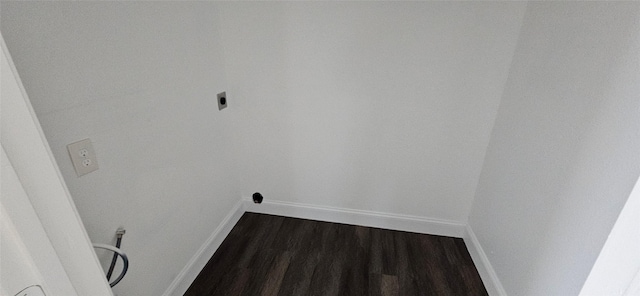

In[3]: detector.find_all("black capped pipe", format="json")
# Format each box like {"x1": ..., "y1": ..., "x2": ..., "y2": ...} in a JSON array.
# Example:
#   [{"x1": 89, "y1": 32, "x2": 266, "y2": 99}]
[{"x1": 253, "y1": 192, "x2": 263, "y2": 204}]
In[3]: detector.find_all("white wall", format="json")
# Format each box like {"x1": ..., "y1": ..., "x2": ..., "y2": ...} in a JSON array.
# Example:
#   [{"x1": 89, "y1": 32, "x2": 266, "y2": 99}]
[
  {"x1": 7, "y1": 2, "x2": 638, "y2": 296},
  {"x1": 580, "y1": 174, "x2": 640, "y2": 296},
  {"x1": 219, "y1": 2, "x2": 526, "y2": 223},
  {"x1": 1, "y1": 3, "x2": 239, "y2": 296},
  {"x1": 2, "y1": 40, "x2": 111, "y2": 296},
  {"x1": 1, "y1": 2, "x2": 528, "y2": 293},
  {"x1": 468, "y1": 2, "x2": 640, "y2": 295}
]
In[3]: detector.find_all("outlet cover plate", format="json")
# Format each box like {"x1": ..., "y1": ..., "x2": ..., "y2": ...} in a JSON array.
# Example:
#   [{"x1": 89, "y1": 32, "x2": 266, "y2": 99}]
[
  {"x1": 67, "y1": 138, "x2": 99, "y2": 177},
  {"x1": 217, "y1": 91, "x2": 227, "y2": 110}
]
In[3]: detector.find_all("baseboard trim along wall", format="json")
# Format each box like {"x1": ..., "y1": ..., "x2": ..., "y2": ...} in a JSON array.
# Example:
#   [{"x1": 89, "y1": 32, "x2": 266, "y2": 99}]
[
  {"x1": 242, "y1": 197, "x2": 465, "y2": 238},
  {"x1": 464, "y1": 225, "x2": 507, "y2": 296},
  {"x1": 162, "y1": 199, "x2": 245, "y2": 296}
]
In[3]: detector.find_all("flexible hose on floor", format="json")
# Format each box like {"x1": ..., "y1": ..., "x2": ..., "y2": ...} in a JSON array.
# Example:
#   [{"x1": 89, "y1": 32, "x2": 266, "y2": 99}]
[{"x1": 93, "y1": 243, "x2": 129, "y2": 287}]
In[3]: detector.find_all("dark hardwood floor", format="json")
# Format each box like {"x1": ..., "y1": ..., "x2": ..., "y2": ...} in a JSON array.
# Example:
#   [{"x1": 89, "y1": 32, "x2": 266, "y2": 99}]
[{"x1": 184, "y1": 213, "x2": 488, "y2": 296}]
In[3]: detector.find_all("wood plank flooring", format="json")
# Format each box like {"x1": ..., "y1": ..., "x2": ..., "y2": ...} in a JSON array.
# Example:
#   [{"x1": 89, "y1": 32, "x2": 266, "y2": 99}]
[{"x1": 184, "y1": 213, "x2": 488, "y2": 296}]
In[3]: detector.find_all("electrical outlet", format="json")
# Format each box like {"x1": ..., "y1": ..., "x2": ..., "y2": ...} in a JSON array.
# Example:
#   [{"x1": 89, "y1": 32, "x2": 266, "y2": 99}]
[
  {"x1": 217, "y1": 91, "x2": 227, "y2": 110},
  {"x1": 67, "y1": 138, "x2": 99, "y2": 177}
]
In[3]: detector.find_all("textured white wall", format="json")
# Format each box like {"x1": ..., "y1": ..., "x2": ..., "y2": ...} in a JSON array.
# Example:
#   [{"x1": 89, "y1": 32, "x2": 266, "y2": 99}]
[
  {"x1": 468, "y1": 2, "x2": 640, "y2": 295},
  {"x1": 219, "y1": 2, "x2": 526, "y2": 222},
  {"x1": 1, "y1": 3, "x2": 239, "y2": 296}
]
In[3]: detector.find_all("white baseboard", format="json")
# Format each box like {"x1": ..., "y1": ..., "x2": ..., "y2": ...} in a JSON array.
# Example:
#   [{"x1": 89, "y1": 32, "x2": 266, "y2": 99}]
[
  {"x1": 242, "y1": 198, "x2": 465, "y2": 238},
  {"x1": 162, "y1": 199, "x2": 245, "y2": 296},
  {"x1": 464, "y1": 225, "x2": 507, "y2": 296}
]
